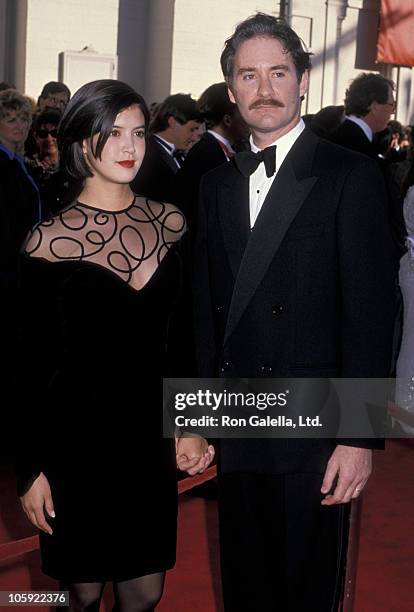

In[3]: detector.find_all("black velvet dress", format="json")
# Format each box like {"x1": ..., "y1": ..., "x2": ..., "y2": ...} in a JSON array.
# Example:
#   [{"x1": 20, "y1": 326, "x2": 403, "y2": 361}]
[{"x1": 17, "y1": 197, "x2": 185, "y2": 582}]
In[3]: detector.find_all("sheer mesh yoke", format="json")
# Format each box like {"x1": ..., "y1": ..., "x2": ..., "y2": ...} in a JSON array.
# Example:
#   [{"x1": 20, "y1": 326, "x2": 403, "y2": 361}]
[{"x1": 25, "y1": 197, "x2": 186, "y2": 291}]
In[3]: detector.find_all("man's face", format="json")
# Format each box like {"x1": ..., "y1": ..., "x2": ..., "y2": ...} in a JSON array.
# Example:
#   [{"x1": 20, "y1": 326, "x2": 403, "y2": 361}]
[
  {"x1": 169, "y1": 118, "x2": 203, "y2": 150},
  {"x1": 39, "y1": 91, "x2": 69, "y2": 111},
  {"x1": 228, "y1": 36, "x2": 308, "y2": 143},
  {"x1": 370, "y1": 86, "x2": 395, "y2": 134}
]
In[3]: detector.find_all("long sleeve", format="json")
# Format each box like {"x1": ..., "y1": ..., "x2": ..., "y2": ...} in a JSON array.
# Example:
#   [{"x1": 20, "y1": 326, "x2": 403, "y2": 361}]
[
  {"x1": 15, "y1": 256, "x2": 61, "y2": 496},
  {"x1": 337, "y1": 159, "x2": 398, "y2": 447},
  {"x1": 192, "y1": 177, "x2": 218, "y2": 377}
]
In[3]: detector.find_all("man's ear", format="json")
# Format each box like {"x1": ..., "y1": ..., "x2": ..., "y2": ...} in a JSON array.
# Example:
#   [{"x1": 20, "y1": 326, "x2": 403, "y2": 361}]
[
  {"x1": 299, "y1": 70, "x2": 309, "y2": 98},
  {"x1": 227, "y1": 83, "x2": 236, "y2": 105},
  {"x1": 223, "y1": 114, "x2": 232, "y2": 128},
  {"x1": 368, "y1": 100, "x2": 378, "y2": 115},
  {"x1": 167, "y1": 115, "x2": 177, "y2": 130}
]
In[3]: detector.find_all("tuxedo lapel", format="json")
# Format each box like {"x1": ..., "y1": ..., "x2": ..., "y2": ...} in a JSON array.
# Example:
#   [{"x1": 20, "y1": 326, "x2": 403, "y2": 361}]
[
  {"x1": 152, "y1": 136, "x2": 179, "y2": 174},
  {"x1": 218, "y1": 171, "x2": 251, "y2": 279},
  {"x1": 224, "y1": 128, "x2": 319, "y2": 345}
]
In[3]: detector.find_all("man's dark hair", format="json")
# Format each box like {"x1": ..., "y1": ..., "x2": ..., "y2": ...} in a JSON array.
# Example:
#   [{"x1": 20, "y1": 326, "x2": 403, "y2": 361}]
[
  {"x1": 0, "y1": 81, "x2": 16, "y2": 92},
  {"x1": 344, "y1": 73, "x2": 394, "y2": 116},
  {"x1": 58, "y1": 79, "x2": 149, "y2": 181},
  {"x1": 38, "y1": 81, "x2": 71, "y2": 105},
  {"x1": 150, "y1": 93, "x2": 202, "y2": 133},
  {"x1": 33, "y1": 108, "x2": 62, "y2": 131},
  {"x1": 197, "y1": 82, "x2": 236, "y2": 130},
  {"x1": 220, "y1": 13, "x2": 312, "y2": 83}
]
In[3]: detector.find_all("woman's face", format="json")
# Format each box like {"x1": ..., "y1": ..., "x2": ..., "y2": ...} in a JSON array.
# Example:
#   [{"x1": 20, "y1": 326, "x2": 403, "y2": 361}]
[
  {"x1": 34, "y1": 122, "x2": 59, "y2": 159},
  {"x1": 0, "y1": 110, "x2": 30, "y2": 152},
  {"x1": 84, "y1": 104, "x2": 146, "y2": 184}
]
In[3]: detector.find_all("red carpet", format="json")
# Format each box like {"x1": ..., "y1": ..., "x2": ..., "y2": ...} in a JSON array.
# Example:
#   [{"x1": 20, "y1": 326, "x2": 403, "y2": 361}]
[
  {"x1": 1, "y1": 440, "x2": 413, "y2": 611},
  {"x1": 354, "y1": 440, "x2": 414, "y2": 612}
]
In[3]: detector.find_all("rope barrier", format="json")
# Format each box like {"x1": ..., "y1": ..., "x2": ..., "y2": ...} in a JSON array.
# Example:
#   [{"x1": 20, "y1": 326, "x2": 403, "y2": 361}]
[{"x1": 0, "y1": 466, "x2": 217, "y2": 563}]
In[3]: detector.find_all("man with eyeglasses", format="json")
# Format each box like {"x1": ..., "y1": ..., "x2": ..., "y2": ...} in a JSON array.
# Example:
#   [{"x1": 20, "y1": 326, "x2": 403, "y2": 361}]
[
  {"x1": 332, "y1": 72, "x2": 405, "y2": 256},
  {"x1": 332, "y1": 72, "x2": 395, "y2": 159},
  {"x1": 37, "y1": 81, "x2": 71, "y2": 112}
]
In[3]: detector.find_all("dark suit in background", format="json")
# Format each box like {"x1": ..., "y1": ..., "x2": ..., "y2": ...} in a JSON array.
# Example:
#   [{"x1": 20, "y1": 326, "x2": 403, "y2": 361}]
[
  {"x1": 332, "y1": 118, "x2": 406, "y2": 256},
  {"x1": 131, "y1": 134, "x2": 179, "y2": 203},
  {"x1": 193, "y1": 127, "x2": 397, "y2": 610},
  {"x1": 331, "y1": 117, "x2": 376, "y2": 157},
  {"x1": 175, "y1": 132, "x2": 228, "y2": 229}
]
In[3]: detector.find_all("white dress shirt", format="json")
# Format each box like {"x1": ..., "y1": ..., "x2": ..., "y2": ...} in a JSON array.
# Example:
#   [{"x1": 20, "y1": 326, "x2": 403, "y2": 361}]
[
  {"x1": 249, "y1": 119, "x2": 305, "y2": 228},
  {"x1": 208, "y1": 130, "x2": 235, "y2": 160},
  {"x1": 346, "y1": 115, "x2": 373, "y2": 142},
  {"x1": 154, "y1": 134, "x2": 181, "y2": 168}
]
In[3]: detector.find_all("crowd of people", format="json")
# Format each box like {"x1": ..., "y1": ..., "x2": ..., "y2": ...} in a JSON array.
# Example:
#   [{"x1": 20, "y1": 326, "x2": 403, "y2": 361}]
[{"x1": 1, "y1": 10, "x2": 414, "y2": 611}]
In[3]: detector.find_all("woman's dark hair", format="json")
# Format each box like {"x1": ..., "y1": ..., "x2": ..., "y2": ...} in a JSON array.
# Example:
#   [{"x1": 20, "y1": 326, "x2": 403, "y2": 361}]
[
  {"x1": 150, "y1": 93, "x2": 201, "y2": 133},
  {"x1": 220, "y1": 13, "x2": 312, "y2": 83},
  {"x1": 344, "y1": 73, "x2": 394, "y2": 116},
  {"x1": 58, "y1": 79, "x2": 149, "y2": 181},
  {"x1": 33, "y1": 108, "x2": 62, "y2": 131},
  {"x1": 197, "y1": 82, "x2": 236, "y2": 129}
]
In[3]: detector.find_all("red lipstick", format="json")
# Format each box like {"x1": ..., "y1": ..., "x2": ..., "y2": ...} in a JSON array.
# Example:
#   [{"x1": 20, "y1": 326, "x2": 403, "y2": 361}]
[{"x1": 117, "y1": 160, "x2": 135, "y2": 168}]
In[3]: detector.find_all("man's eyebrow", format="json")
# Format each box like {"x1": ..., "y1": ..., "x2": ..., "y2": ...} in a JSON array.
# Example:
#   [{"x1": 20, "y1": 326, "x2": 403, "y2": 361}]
[{"x1": 237, "y1": 64, "x2": 290, "y2": 74}]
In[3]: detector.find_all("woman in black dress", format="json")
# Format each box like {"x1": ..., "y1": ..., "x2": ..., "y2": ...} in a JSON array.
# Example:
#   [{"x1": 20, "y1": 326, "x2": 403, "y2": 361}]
[{"x1": 17, "y1": 80, "x2": 214, "y2": 611}]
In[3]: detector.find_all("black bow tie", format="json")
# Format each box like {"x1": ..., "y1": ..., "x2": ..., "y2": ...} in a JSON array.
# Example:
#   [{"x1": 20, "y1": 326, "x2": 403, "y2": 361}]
[{"x1": 234, "y1": 145, "x2": 276, "y2": 178}]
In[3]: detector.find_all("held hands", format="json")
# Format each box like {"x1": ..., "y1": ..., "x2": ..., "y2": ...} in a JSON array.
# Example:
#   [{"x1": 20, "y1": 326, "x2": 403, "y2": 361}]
[
  {"x1": 176, "y1": 435, "x2": 215, "y2": 476},
  {"x1": 20, "y1": 472, "x2": 55, "y2": 535},
  {"x1": 320, "y1": 445, "x2": 372, "y2": 505}
]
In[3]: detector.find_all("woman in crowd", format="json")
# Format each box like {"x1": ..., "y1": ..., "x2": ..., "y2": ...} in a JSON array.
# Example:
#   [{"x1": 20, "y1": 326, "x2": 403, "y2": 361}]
[
  {"x1": 393, "y1": 159, "x2": 414, "y2": 433},
  {"x1": 0, "y1": 88, "x2": 41, "y2": 258},
  {"x1": 17, "y1": 79, "x2": 213, "y2": 612},
  {"x1": 0, "y1": 88, "x2": 41, "y2": 425},
  {"x1": 26, "y1": 108, "x2": 72, "y2": 215}
]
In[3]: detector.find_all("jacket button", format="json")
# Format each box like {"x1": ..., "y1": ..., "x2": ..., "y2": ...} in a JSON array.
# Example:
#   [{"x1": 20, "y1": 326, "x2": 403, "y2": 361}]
[
  {"x1": 215, "y1": 305, "x2": 223, "y2": 312},
  {"x1": 272, "y1": 304, "x2": 284, "y2": 317},
  {"x1": 220, "y1": 360, "x2": 231, "y2": 374},
  {"x1": 260, "y1": 364, "x2": 273, "y2": 374}
]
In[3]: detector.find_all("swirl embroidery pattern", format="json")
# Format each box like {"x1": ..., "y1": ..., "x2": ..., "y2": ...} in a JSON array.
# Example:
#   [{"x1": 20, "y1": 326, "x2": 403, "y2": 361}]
[{"x1": 25, "y1": 198, "x2": 186, "y2": 290}]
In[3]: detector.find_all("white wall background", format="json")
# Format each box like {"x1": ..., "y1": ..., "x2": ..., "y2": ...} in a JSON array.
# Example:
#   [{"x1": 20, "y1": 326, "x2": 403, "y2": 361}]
[
  {"x1": 170, "y1": 0, "x2": 279, "y2": 98},
  {"x1": 2, "y1": 0, "x2": 412, "y2": 124},
  {"x1": 24, "y1": 0, "x2": 119, "y2": 100}
]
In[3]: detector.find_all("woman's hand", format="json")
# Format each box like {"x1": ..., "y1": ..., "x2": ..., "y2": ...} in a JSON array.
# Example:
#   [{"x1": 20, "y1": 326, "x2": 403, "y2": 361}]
[
  {"x1": 20, "y1": 472, "x2": 55, "y2": 535},
  {"x1": 176, "y1": 435, "x2": 215, "y2": 476}
]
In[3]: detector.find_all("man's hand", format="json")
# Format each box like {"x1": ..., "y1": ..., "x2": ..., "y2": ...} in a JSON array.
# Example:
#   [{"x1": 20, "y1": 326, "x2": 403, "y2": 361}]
[
  {"x1": 320, "y1": 445, "x2": 372, "y2": 505},
  {"x1": 20, "y1": 472, "x2": 55, "y2": 535},
  {"x1": 176, "y1": 435, "x2": 215, "y2": 476}
]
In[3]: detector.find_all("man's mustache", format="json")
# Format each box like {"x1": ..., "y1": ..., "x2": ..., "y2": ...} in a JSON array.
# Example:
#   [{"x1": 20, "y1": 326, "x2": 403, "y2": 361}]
[{"x1": 249, "y1": 99, "x2": 285, "y2": 109}]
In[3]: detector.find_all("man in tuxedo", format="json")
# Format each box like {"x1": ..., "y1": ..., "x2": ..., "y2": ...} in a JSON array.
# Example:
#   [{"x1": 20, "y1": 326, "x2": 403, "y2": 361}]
[
  {"x1": 131, "y1": 93, "x2": 202, "y2": 202},
  {"x1": 176, "y1": 82, "x2": 247, "y2": 229},
  {"x1": 332, "y1": 73, "x2": 405, "y2": 257},
  {"x1": 331, "y1": 72, "x2": 395, "y2": 158},
  {"x1": 193, "y1": 14, "x2": 397, "y2": 611}
]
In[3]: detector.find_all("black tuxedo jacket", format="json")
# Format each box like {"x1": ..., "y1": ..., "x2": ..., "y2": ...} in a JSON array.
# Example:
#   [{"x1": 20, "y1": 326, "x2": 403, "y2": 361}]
[
  {"x1": 131, "y1": 134, "x2": 179, "y2": 203},
  {"x1": 175, "y1": 132, "x2": 228, "y2": 228},
  {"x1": 331, "y1": 118, "x2": 376, "y2": 158},
  {"x1": 332, "y1": 119, "x2": 405, "y2": 256},
  {"x1": 193, "y1": 128, "x2": 397, "y2": 474}
]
